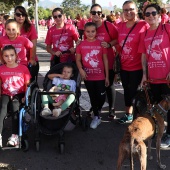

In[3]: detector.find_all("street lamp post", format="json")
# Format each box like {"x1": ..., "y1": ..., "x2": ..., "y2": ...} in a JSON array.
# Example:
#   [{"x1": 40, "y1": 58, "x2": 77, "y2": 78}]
[
  {"x1": 92, "y1": 0, "x2": 97, "y2": 5},
  {"x1": 34, "y1": 0, "x2": 39, "y2": 36}
]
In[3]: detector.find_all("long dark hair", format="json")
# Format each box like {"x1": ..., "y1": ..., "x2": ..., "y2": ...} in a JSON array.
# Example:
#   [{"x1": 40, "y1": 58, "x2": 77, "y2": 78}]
[{"x1": 14, "y1": 6, "x2": 31, "y2": 32}]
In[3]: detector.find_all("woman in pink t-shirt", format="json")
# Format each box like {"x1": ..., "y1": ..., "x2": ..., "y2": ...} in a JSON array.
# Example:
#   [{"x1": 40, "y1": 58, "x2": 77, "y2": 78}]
[
  {"x1": 0, "y1": 19, "x2": 33, "y2": 66},
  {"x1": 161, "y1": 8, "x2": 169, "y2": 24},
  {"x1": 89, "y1": 4, "x2": 118, "y2": 119},
  {"x1": 14, "y1": 6, "x2": 39, "y2": 82},
  {"x1": 76, "y1": 22, "x2": 109, "y2": 129},
  {"x1": 139, "y1": 4, "x2": 170, "y2": 148},
  {"x1": 116, "y1": 1, "x2": 148, "y2": 124},
  {"x1": 0, "y1": 45, "x2": 31, "y2": 148},
  {"x1": 45, "y1": 7, "x2": 79, "y2": 68}
]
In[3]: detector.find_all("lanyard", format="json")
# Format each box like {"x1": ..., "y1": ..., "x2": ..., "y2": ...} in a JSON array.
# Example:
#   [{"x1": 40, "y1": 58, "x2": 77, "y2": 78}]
[{"x1": 148, "y1": 24, "x2": 160, "y2": 56}]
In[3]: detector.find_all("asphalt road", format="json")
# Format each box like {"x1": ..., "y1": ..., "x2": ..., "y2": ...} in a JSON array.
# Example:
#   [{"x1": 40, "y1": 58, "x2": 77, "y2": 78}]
[{"x1": 0, "y1": 30, "x2": 170, "y2": 170}]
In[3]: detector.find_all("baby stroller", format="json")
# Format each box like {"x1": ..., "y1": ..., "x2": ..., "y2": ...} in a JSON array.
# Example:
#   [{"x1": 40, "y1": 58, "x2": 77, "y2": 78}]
[
  {"x1": 2, "y1": 80, "x2": 38, "y2": 151},
  {"x1": 32, "y1": 62, "x2": 81, "y2": 153}
]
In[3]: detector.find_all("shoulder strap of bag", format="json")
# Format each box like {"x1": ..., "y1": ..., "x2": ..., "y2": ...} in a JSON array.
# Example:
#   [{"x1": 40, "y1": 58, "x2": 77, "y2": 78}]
[
  {"x1": 121, "y1": 21, "x2": 138, "y2": 52},
  {"x1": 164, "y1": 24, "x2": 170, "y2": 41},
  {"x1": 104, "y1": 20, "x2": 112, "y2": 39}
]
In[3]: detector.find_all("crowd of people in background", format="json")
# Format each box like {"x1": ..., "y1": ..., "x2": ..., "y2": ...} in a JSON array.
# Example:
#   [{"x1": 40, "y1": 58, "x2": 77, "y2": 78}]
[{"x1": 1, "y1": 0, "x2": 170, "y2": 149}]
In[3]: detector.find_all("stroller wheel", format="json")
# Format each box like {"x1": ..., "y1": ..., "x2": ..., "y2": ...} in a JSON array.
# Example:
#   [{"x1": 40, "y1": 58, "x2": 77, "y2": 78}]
[
  {"x1": 21, "y1": 139, "x2": 29, "y2": 152},
  {"x1": 35, "y1": 141, "x2": 40, "y2": 152},
  {"x1": 59, "y1": 143, "x2": 64, "y2": 154}
]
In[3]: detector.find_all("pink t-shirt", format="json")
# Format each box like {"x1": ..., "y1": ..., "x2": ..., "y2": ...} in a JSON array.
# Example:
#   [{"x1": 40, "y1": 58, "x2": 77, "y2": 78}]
[
  {"x1": 0, "y1": 23, "x2": 4, "y2": 37},
  {"x1": 41, "y1": 20, "x2": 46, "y2": 26},
  {"x1": 45, "y1": 24, "x2": 79, "y2": 62},
  {"x1": 76, "y1": 39, "x2": 107, "y2": 81},
  {"x1": 78, "y1": 19, "x2": 88, "y2": 30},
  {"x1": 96, "y1": 21, "x2": 118, "y2": 69},
  {"x1": 0, "y1": 35, "x2": 33, "y2": 65},
  {"x1": 0, "y1": 64, "x2": 31, "y2": 96},
  {"x1": 66, "y1": 19, "x2": 72, "y2": 25},
  {"x1": 117, "y1": 20, "x2": 148, "y2": 71},
  {"x1": 138, "y1": 24, "x2": 170, "y2": 83},
  {"x1": 20, "y1": 24, "x2": 38, "y2": 61},
  {"x1": 161, "y1": 14, "x2": 169, "y2": 24}
]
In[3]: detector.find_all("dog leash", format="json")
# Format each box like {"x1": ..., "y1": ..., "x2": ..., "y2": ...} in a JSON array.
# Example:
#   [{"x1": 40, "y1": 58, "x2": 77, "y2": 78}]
[{"x1": 143, "y1": 82, "x2": 152, "y2": 110}]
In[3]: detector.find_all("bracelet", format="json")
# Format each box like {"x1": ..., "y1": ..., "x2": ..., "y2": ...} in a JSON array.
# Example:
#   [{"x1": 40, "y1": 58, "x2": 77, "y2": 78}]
[{"x1": 108, "y1": 43, "x2": 111, "y2": 48}]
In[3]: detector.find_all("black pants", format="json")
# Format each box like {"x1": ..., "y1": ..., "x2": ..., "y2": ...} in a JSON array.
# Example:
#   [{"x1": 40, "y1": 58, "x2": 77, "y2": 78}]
[
  {"x1": 78, "y1": 29, "x2": 84, "y2": 40},
  {"x1": 106, "y1": 69, "x2": 116, "y2": 110},
  {"x1": 84, "y1": 80, "x2": 106, "y2": 116},
  {"x1": 0, "y1": 93, "x2": 24, "y2": 134},
  {"x1": 28, "y1": 61, "x2": 39, "y2": 82},
  {"x1": 150, "y1": 83, "x2": 170, "y2": 134},
  {"x1": 120, "y1": 69, "x2": 142, "y2": 107}
]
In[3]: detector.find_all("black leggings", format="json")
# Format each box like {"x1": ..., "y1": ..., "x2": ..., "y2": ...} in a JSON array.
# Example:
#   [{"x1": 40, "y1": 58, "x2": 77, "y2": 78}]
[
  {"x1": 120, "y1": 69, "x2": 142, "y2": 107},
  {"x1": 84, "y1": 80, "x2": 106, "y2": 116},
  {"x1": 150, "y1": 83, "x2": 170, "y2": 134},
  {"x1": 0, "y1": 93, "x2": 24, "y2": 134},
  {"x1": 106, "y1": 70, "x2": 116, "y2": 110}
]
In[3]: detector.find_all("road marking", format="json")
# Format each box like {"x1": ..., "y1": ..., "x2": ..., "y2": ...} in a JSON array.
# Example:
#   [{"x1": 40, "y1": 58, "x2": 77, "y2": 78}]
[{"x1": 39, "y1": 67, "x2": 124, "y2": 111}]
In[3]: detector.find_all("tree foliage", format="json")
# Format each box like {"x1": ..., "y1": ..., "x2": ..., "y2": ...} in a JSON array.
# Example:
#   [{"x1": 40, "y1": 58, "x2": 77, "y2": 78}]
[
  {"x1": 0, "y1": 0, "x2": 25, "y2": 13},
  {"x1": 28, "y1": 6, "x2": 52, "y2": 20},
  {"x1": 61, "y1": 0, "x2": 90, "y2": 19}
]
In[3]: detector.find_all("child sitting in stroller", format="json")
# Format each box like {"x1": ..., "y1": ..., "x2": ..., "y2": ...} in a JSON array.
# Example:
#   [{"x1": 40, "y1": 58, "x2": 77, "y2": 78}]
[{"x1": 41, "y1": 64, "x2": 76, "y2": 117}]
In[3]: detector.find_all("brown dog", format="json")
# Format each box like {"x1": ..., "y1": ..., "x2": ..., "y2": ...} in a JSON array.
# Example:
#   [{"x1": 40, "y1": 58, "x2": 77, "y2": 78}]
[{"x1": 117, "y1": 95, "x2": 170, "y2": 170}]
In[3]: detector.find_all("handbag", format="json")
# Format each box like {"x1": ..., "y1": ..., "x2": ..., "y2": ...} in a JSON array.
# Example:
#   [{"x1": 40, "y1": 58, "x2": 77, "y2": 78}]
[{"x1": 114, "y1": 21, "x2": 138, "y2": 73}]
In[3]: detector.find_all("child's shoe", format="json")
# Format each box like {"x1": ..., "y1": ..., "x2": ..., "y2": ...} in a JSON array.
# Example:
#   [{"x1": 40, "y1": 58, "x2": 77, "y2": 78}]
[
  {"x1": 52, "y1": 108, "x2": 62, "y2": 117},
  {"x1": 90, "y1": 116, "x2": 101, "y2": 129},
  {"x1": 41, "y1": 107, "x2": 52, "y2": 116},
  {"x1": 7, "y1": 134, "x2": 19, "y2": 147}
]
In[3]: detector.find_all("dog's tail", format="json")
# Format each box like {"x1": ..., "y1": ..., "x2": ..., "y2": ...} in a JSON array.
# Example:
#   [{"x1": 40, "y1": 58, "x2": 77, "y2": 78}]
[{"x1": 130, "y1": 137, "x2": 134, "y2": 170}]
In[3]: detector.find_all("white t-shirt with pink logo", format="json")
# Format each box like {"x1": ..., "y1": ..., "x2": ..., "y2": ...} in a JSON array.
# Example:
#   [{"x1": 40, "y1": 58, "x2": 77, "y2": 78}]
[
  {"x1": 0, "y1": 35, "x2": 33, "y2": 65},
  {"x1": 45, "y1": 24, "x2": 79, "y2": 62},
  {"x1": 138, "y1": 24, "x2": 170, "y2": 83},
  {"x1": 76, "y1": 39, "x2": 107, "y2": 81},
  {"x1": 0, "y1": 64, "x2": 31, "y2": 96},
  {"x1": 117, "y1": 20, "x2": 148, "y2": 71}
]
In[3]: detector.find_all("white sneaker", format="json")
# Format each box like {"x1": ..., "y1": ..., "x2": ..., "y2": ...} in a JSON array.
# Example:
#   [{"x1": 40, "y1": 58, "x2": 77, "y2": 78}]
[
  {"x1": 7, "y1": 134, "x2": 19, "y2": 147},
  {"x1": 52, "y1": 108, "x2": 62, "y2": 117},
  {"x1": 90, "y1": 116, "x2": 101, "y2": 129},
  {"x1": 41, "y1": 107, "x2": 52, "y2": 116}
]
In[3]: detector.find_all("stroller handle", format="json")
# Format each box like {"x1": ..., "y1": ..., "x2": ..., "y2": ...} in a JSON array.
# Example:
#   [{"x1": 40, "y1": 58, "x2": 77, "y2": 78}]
[{"x1": 39, "y1": 91, "x2": 76, "y2": 96}]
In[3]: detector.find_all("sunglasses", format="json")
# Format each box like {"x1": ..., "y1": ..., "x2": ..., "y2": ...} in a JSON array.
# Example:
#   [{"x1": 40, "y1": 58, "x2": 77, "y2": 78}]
[
  {"x1": 123, "y1": 8, "x2": 135, "y2": 13},
  {"x1": 15, "y1": 12, "x2": 26, "y2": 17},
  {"x1": 145, "y1": 11, "x2": 157, "y2": 17},
  {"x1": 53, "y1": 14, "x2": 62, "y2": 19},
  {"x1": 90, "y1": 11, "x2": 102, "y2": 16}
]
